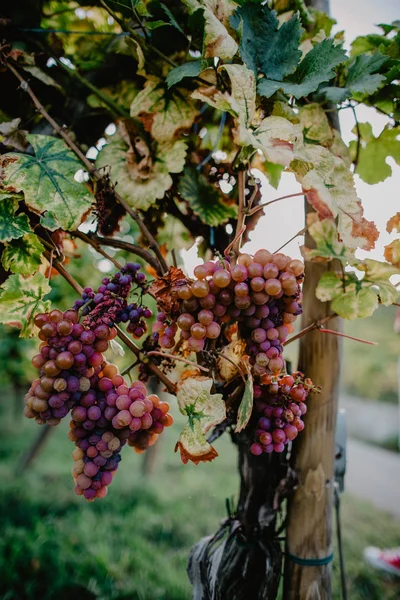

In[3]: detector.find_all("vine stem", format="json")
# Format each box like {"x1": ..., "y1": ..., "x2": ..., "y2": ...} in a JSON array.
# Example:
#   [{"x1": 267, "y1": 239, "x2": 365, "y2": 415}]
[
  {"x1": 284, "y1": 314, "x2": 335, "y2": 346},
  {"x1": 73, "y1": 231, "x2": 122, "y2": 269},
  {"x1": 75, "y1": 232, "x2": 162, "y2": 274},
  {"x1": 229, "y1": 170, "x2": 246, "y2": 263},
  {"x1": 247, "y1": 192, "x2": 304, "y2": 216},
  {"x1": 318, "y1": 328, "x2": 377, "y2": 345},
  {"x1": 5, "y1": 59, "x2": 168, "y2": 276},
  {"x1": 44, "y1": 251, "x2": 177, "y2": 394},
  {"x1": 284, "y1": 315, "x2": 376, "y2": 347},
  {"x1": 99, "y1": 0, "x2": 211, "y2": 87},
  {"x1": 274, "y1": 227, "x2": 307, "y2": 253},
  {"x1": 350, "y1": 103, "x2": 361, "y2": 169},
  {"x1": 147, "y1": 351, "x2": 210, "y2": 373}
]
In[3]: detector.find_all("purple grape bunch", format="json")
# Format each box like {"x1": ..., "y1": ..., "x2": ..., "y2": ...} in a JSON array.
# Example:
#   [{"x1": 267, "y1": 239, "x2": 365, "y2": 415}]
[{"x1": 73, "y1": 262, "x2": 152, "y2": 339}]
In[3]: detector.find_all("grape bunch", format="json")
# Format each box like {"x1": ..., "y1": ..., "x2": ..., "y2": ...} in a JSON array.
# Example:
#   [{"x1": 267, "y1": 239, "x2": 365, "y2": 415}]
[
  {"x1": 69, "y1": 365, "x2": 173, "y2": 500},
  {"x1": 154, "y1": 249, "x2": 303, "y2": 376},
  {"x1": 24, "y1": 309, "x2": 116, "y2": 426},
  {"x1": 250, "y1": 373, "x2": 318, "y2": 455},
  {"x1": 69, "y1": 365, "x2": 128, "y2": 500},
  {"x1": 73, "y1": 262, "x2": 152, "y2": 339}
]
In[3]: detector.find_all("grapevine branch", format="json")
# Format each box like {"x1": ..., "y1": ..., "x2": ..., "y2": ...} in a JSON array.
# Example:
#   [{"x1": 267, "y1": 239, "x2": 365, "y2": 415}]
[
  {"x1": 73, "y1": 231, "x2": 160, "y2": 274},
  {"x1": 230, "y1": 170, "x2": 246, "y2": 261},
  {"x1": 247, "y1": 192, "x2": 305, "y2": 216},
  {"x1": 147, "y1": 351, "x2": 210, "y2": 373},
  {"x1": 45, "y1": 252, "x2": 177, "y2": 394},
  {"x1": 73, "y1": 231, "x2": 122, "y2": 269},
  {"x1": 99, "y1": 0, "x2": 211, "y2": 87},
  {"x1": 284, "y1": 314, "x2": 377, "y2": 346},
  {"x1": 5, "y1": 60, "x2": 168, "y2": 276}
]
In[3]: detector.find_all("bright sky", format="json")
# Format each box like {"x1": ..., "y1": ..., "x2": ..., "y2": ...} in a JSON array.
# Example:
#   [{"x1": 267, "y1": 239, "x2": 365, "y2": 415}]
[
  {"x1": 181, "y1": 0, "x2": 400, "y2": 273},
  {"x1": 239, "y1": 0, "x2": 400, "y2": 264}
]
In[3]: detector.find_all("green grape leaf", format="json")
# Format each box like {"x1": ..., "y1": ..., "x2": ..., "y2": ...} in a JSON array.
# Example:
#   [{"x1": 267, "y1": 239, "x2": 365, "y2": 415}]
[
  {"x1": 2, "y1": 234, "x2": 45, "y2": 275},
  {"x1": 320, "y1": 52, "x2": 388, "y2": 103},
  {"x1": 166, "y1": 60, "x2": 202, "y2": 88},
  {"x1": 301, "y1": 213, "x2": 353, "y2": 262},
  {"x1": 96, "y1": 132, "x2": 187, "y2": 211},
  {"x1": 331, "y1": 287, "x2": 378, "y2": 320},
  {"x1": 230, "y1": 3, "x2": 303, "y2": 80},
  {"x1": 316, "y1": 260, "x2": 399, "y2": 319},
  {"x1": 346, "y1": 53, "x2": 388, "y2": 94},
  {"x1": 0, "y1": 197, "x2": 32, "y2": 242},
  {"x1": 178, "y1": 167, "x2": 237, "y2": 226},
  {"x1": 235, "y1": 368, "x2": 253, "y2": 433},
  {"x1": 349, "y1": 123, "x2": 400, "y2": 184},
  {"x1": 315, "y1": 271, "x2": 345, "y2": 302},
  {"x1": 2, "y1": 135, "x2": 93, "y2": 231},
  {"x1": 264, "y1": 161, "x2": 285, "y2": 189},
  {"x1": 258, "y1": 39, "x2": 347, "y2": 99},
  {"x1": 175, "y1": 375, "x2": 225, "y2": 464},
  {"x1": 184, "y1": 0, "x2": 238, "y2": 60},
  {"x1": 130, "y1": 77, "x2": 198, "y2": 143},
  {"x1": 0, "y1": 272, "x2": 51, "y2": 337}
]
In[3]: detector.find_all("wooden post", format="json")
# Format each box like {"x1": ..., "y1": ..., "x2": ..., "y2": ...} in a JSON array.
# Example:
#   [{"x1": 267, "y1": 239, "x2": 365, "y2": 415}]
[{"x1": 284, "y1": 1, "x2": 342, "y2": 590}]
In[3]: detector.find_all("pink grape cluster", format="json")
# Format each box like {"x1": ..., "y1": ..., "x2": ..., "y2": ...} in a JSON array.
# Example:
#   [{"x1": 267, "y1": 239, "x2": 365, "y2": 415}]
[
  {"x1": 24, "y1": 309, "x2": 117, "y2": 426},
  {"x1": 69, "y1": 364, "x2": 173, "y2": 500},
  {"x1": 154, "y1": 249, "x2": 303, "y2": 376},
  {"x1": 73, "y1": 262, "x2": 152, "y2": 339},
  {"x1": 250, "y1": 373, "x2": 317, "y2": 455}
]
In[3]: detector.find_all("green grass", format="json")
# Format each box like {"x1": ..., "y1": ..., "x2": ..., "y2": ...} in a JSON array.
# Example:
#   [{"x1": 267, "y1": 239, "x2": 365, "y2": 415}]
[
  {"x1": 340, "y1": 305, "x2": 400, "y2": 404},
  {"x1": 0, "y1": 398, "x2": 399, "y2": 600}
]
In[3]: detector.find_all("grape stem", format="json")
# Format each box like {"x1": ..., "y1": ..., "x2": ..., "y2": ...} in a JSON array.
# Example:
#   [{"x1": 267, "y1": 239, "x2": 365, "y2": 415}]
[
  {"x1": 5, "y1": 59, "x2": 168, "y2": 277},
  {"x1": 284, "y1": 315, "x2": 377, "y2": 347},
  {"x1": 147, "y1": 351, "x2": 210, "y2": 373},
  {"x1": 74, "y1": 231, "x2": 162, "y2": 275},
  {"x1": 247, "y1": 192, "x2": 304, "y2": 216},
  {"x1": 318, "y1": 328, "x2": 378, "y2": 345},
  {"x1": 44, "y1": 251, "x2": 177, "y2": 394},
  {"x1": 284, "y1": 314, "x2": 336, "y2": 346},
  {"x1": 73, "y1": 231, "x2": 122, "y2": 270},
  {"x1": 274, "y1": 227, "x2": 307, "y2": 253},
  {"x1": 99, "y1": 0, "x2": 212, "y2": 87},
  {"x1": 229, "y1": 170, "x2": 247, "y2": 263}
]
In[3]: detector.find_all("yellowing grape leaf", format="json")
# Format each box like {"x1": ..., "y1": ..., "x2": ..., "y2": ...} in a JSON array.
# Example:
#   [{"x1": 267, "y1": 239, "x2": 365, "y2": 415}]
[
  {"x1": 184, "y1": 0, "x2": 238, "y2": 60},
  {"x1": 384, "y1": 240, "x2": 400, "y2": 268},
  {"x1": 0, "y1": 197, "x2": 32, "y2": 242},
  {"x1": 1, "y1": 234, "x2": 45, "y2": 275},
  {"x1": 217, "y1": 335, "x2": 246, "y2": 381},
  {"x1": 292, "y1": 142, "x2": 378, "y2": 251},
  {"x1": 235, "y1": 365, "x2": 254, "y2": 433},
  {"x1": 299, "y1": 104, "x2": 333, "y2": 147},
  {"x1": 96, "y1": 132, "x2": 187, "y2": 211},
  {"x1": 175, "y1": 375, "x2": 225, "y2": 464},
  {"x1": 0, "y1": 271, "x2": 51, "y2": 336},
  {"x1": 2, "y1": 135, "x2": 93, "y2": 231},
  {"x1": 130, "y1": 77, "x2": 198, "y2": 143},
  {"x1": 218, "y1": 64, "x2": 256, "y2": 127},
  {"x1": 237, "y1": 116, "x2": 299, "y2": 167},
  {"x1": 387, "y1": 213, "x2": 400, "y2": 233},
  {"x1": 301, "y1": 213, "x2": 353, "y2": 262}
]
